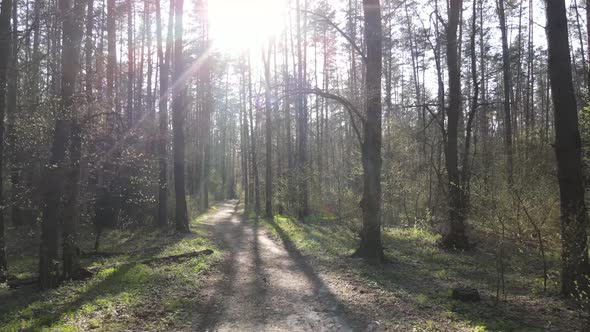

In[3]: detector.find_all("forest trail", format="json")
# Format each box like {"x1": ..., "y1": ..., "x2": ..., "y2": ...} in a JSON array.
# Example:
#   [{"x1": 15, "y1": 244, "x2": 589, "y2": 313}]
[{"x1": 193, "y1": 200, "x2": 357, "y2": 331}]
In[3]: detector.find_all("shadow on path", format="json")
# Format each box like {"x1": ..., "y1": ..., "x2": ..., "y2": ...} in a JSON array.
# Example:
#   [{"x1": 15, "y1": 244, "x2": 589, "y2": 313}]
[{"x1": 195, "y1": 200, "x2": 368, "y2": 331}]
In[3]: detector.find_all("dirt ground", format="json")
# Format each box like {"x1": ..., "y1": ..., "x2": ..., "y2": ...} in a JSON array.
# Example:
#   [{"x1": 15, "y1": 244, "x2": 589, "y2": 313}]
[{"x1": 192, "y1": 200, "x2": 372, "y2": 331}]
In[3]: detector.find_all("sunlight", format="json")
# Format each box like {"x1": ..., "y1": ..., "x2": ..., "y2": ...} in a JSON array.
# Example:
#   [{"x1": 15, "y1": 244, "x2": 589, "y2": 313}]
[{"x1": 208, "y1": 0, "x2": 287, "y2": 54}]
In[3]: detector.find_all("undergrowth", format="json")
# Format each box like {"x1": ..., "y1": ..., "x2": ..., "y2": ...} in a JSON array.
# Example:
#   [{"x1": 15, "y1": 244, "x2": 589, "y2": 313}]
[
  {"x1": 251, "y1": 213, "x2": 581, "y2": 331},
  {"x1": 0, "y1": 205, "x2": 220, "y2": 331}
]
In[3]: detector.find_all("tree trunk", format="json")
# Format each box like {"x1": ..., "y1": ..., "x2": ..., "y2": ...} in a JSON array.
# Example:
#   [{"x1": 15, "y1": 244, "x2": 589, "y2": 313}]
[
  {"x1": 106, "y1": 0, "x2": 115, "y2": 108},
  {"x1": 199, "y1": 56, "x2": 211, "y2": 210},
  {"x1": 63, "y1": 122, "x2": 82, "y2": 280},
  {"x1": 85, "y1": 0, "x2": 93, "y2": 100},
  {"x1": 145, "y1": 0, "x2": 153, "y2": 132},
  {"x1": 126, "y1": 0, "x2": 133, "y2": 127},
  {"x1": 296, "y1": 0, "x2": 309, "y2": 219},
  {"x1": 62, "y1": 0, "x2": 85, "y2": 280},
  {"x1": 354, "y1": 0, "x2": 384, "y2": 264},
  {"x1": 7, "y1": 0, "x2": 19, "y2": 227},
  {"x1": 240, "y1": 73, "x2": 249, "y2": 207},
  {"x1": 0, "y1": 0, "x2": 11, "y2": 283},
  {"x1": 283, "y1": 29, "x2": 293, "y2": 211},
  {"x1": 247, "y1": 54, "x2": 260, "y2": 214},
  {"x1": 545, "y1": 0, "x2": 590, "y2": 297},
  {"x1": 172, "y1": 0, "x2": 189, "y2": 233},
  {"x1": 40, "y1": 0, "x2": 84, "y2": 288},
  {"x1": 155, "y1": 0, "x2": 171, "y2": 228},
  {"x1": 263, "y1": 45, "x2": 273, "y2": 218},
  {"x1": 441, "y1": 0, "x2": 469, "y2": 249},
  {"x1": 497, "y1": 0, "x2": 514, "y2": 187}
]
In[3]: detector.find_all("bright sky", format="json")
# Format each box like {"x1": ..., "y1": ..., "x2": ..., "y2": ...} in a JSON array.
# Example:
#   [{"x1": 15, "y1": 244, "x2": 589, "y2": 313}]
[{"x1": 208, "y1": 0, "x2": 288, "y2": 54}]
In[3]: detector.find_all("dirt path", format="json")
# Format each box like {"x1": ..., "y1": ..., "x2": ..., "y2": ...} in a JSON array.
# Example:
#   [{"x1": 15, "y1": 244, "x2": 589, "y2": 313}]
[{"x1": 192, "y1": 201, "x2": 366, "y2": 331}]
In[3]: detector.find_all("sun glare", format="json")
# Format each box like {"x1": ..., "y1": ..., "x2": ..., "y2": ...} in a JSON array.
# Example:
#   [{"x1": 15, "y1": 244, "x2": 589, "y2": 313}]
[{"x1": 208, "y1": 0, "x2": 287, "y2": 54}]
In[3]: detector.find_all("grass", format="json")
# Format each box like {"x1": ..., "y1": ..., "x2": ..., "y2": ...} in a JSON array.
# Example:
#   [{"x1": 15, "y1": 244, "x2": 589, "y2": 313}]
[
  {"x1": 0, "y1": 205, "x2": 221, "y2": 331},
  {"x1": 251, "y1": 213, "x2": 583, "y2": 331}
]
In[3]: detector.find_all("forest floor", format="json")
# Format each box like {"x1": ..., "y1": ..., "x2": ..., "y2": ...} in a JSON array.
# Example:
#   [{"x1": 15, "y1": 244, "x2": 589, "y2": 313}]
[
  {"x1": 0, "y1": 204, "x2": 223, "y2": 331},
  {"x1": 214, "y1": 202, "x2": 586, "y2": 331},
  {"x1": 1, "y1": 200, "x2": 587, "y2": 331}
]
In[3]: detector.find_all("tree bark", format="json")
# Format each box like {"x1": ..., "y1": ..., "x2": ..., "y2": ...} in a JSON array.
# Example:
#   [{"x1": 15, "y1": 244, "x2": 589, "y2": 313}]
[
  {"x1": 497, "y1": 0, "x2": 514, "y2": 187},
  {"x1": 62, "y1": 0, "x2": 86, "y2": 280},
  {"x1": 85, "y1": 0, "x2": 93, "y2": 100},
  {"x1": 545, "y1": 0, "x2": 590, "y2": 297},
  {"x1": 354, "y1": 0, "x2": 384, "y2": 264},
  {"x1": 441, "y1": 0, "x2": 469, "y2": 249},
  {"x1": 240, "y1": 72, "x2": 249, "y2": 207},
  {"x1": 155, "y1": 0, "x2": 172, "y2": 228},
  {"x1": 126, "y1": 0, "x2": 133, "y2": 127},
  {"x1": 247, "y1": 54, "x2": 260, "y2": 214},
  {"x1": 7, "y1": 0, "x2": 19, "y2": 228},
  {"x1": 172, "y1": 0, "x2": 189, "y2": 233},
  {"x1": 106, "y1": 0, "x2": 116, "y2": 108},
  {"x1": 40, "y1": 0, "x2": 84, "y2": 288},
  {"x1": 263, "y1": 45, "x2": 273, "y2": 218},
  {"x1": 295, "y1": 0, "x2": 309, "y2": 219},
  {"x1": 0, "y1": 0, "x2": 11, "y2": 283}
]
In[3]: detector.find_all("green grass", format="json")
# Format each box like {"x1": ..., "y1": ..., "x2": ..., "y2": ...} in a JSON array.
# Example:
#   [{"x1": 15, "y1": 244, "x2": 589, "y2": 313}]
[
  {"x1": 251, "y1": 213, "x2": 578, "y2": 331},
  {"x1": 0, "y1": 206, "x2": 221, "y2": 331}
]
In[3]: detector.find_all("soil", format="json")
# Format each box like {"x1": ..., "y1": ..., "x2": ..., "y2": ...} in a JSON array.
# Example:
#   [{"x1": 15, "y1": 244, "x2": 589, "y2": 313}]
[{"x1": 192, "y1": 200, "x2": 370, "y2": 331}]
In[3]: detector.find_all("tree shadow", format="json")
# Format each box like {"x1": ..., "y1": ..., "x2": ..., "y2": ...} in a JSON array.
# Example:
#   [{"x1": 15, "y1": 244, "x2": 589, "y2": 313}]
[
  {"x1": 1, "y1": 264, "x2": 138, "y2": 330},
  {"x1": 266, "y1": 217, "x2": 582, "y2": 330},
  {"x1": 264, "y1": 216, "x2": 369, "y2": 330},
  {"x1": 192, "y1": 201, "x2": 247, "y2": 331}
]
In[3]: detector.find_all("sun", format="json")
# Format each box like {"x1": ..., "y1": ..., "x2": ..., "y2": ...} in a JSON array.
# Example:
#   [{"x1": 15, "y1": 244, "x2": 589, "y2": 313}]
[{"x1": 208, "y1": 0, "x2": 287, "y2": 54}]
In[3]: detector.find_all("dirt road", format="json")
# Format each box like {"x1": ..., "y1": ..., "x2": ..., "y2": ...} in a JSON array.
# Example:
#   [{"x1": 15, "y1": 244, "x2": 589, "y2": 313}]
[{"x1": 193, "y1": 201, "x2": 364, "y2": 331}]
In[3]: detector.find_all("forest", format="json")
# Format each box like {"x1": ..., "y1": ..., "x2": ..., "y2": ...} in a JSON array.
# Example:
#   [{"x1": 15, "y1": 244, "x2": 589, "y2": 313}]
[{"x1": 1, "y1": 0, "x2": 590, "y2": 330}]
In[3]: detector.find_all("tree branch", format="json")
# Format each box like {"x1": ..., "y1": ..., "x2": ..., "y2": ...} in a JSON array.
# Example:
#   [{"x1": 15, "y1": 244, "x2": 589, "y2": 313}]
[
  {"x1": 302, "y1": 9, "x2": 367, "y2": 64},
  {"x1": 293, "y1": 87, "x2": 364, "y2": 146}
]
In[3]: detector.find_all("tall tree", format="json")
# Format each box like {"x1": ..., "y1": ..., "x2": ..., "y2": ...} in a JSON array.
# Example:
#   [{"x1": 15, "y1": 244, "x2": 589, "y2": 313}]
[
  {"x1": 7, "y1": 0, "x2": 19, "y2": 227},
  {"x1": 39, "y1": 0, "x2": 85, "y2": 288},
  {"x1": 497, "y1": 0, "x2": 514, "y2": 186},
  {"x1": 263, "y1": 44, "x2": 273, "y2": 218},
  {"x1": 126, "y1": 0, "x2": 134, "y2": 127},
  {"x1": 62, "y1": 0, "x2": 86, "y2": 280},
  {"x1": 172, "y1": 0, "x2": 189, "y2": 232},
  {"x1": 441, "y1": 0, "x2": 469, "y2": 249},
  {"x1": 0, "y1": 0, "x2": 11, "y2": 283},
  {"x1": 240, "y1": 71, "x2": 249, "y2": 208},
  {"x1": 85, "y1": 0, "x2": 94, "y2": 100},
  {"x1": 295, "y1": 0, "x2": 309, "y2": 219},
  {"x1": 106, "y1": 0, "x2": 116, "y2": 108},
  {"x1": 155, "y1": 0, "x2": 172, "y2": 227},
  {"x1": 355, "y1": 0, "x2": 384, "y2": 263},
  {"x1": 545, "y1": 0, "x2": 589, "y2": 297},
  {"x1": 247, "y1": 54, "x2": 260, "y2": 214}
]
